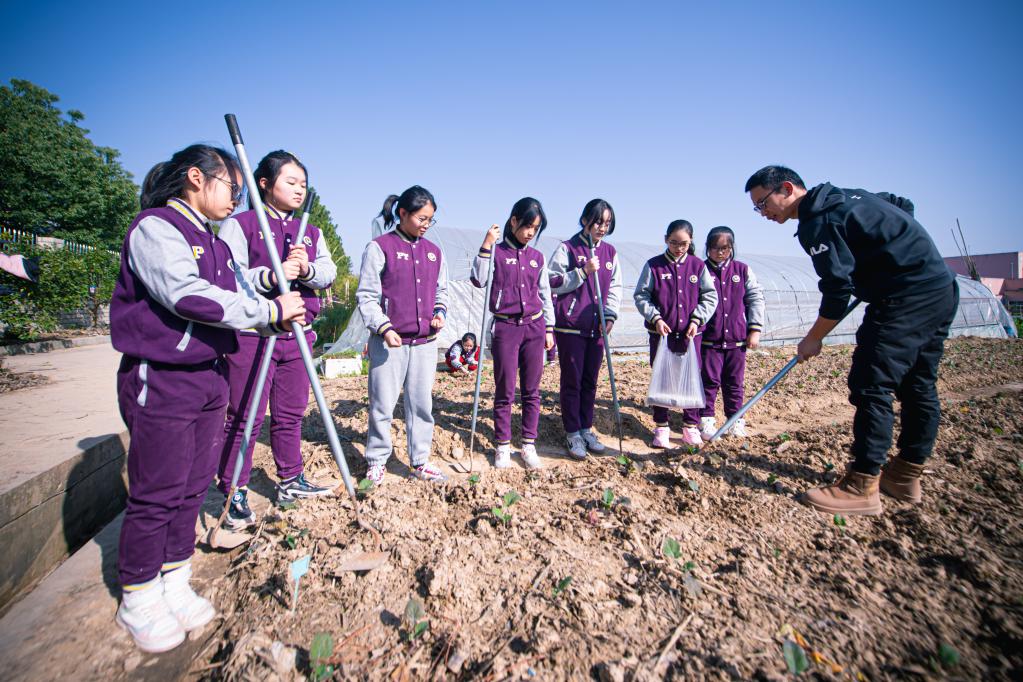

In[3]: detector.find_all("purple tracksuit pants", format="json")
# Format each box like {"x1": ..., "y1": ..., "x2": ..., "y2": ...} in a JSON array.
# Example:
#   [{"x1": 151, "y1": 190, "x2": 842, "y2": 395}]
[
  {"x1": 116, "y1": 356, "x2": 227, "y2": 587},
  {"x1": 555, "y1": 331, "x2": 604, "y2": 434},
  {"x1": 492, "y1": 317, "x2": 545, "y2": 444},
  {"x1": 700, "y1": 345, "x2": 746, "y2": 418},
  {"x1": 648, "y1": 334, "x2": 701, "y2": 427},
  {"x1": 217, "y1": 332, "x2": 311, "y2": 493}
]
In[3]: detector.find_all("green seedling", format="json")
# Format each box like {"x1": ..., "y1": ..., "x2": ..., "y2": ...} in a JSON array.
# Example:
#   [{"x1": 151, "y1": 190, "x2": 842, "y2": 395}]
[
  {"x1": 778, "y1": 433, "x2": 792, "y2": 442},
  {"x1": 356, "y1": 478, "x2": 374, "y2": 498},
  {"x1": 773, "y1": 547, "x2": 781, "y2": 559},
  {"x1": 687, "y1": 479, "x2": 700, "y2": 494},
  {"x1": 600, "y1": 488, "x2": 615, "y2": 509},
  {"x1": 833, "y1": 514, "x2": 847, "y2": 528},
  {"x1": 824, "y1": 462, "x2": 835, "y2": 472},
  {"x1": 615, "y1": 454, "x2": 637, "y2": 474},
  {"x1": 682, "y1": 561, "x2": 696, "y2": 572},
  {"x1": 937, "y1": 643, "x2": 960, "y2": 668},
  {"x1": 662, "y1": 536, "x2": 681, "y2": 560},
  {"x1": 1018, "y1": 460, "x2": 1023, "y2": 476},
  {"x1": 782, "y1": 637, "x2": 809, "y2": 675},
  {"x1": 468, "y1": 473, "x2": 481, "y2": 486},
  {"x1": 309, "y1": 632, "x2": 334, "y2": 681},
  {"x1": 284, "y1": 528, "x2": 309, "y2": 549},
  {"x1": 993, "y1": 426, "x2": 1004, "y2": 435},
  {"x1": 404, "y1": 597, "x2": 429, "y2": 642},
  {"x1": 279, "y1": 500, "x2": 298, "y2": 512},
  {"x1": 491, "y1": 490, "x2": 521, "y2": 526},
  {"x1": 553, "y1": 576, "x2": 572, "y2": 597},
  {"x1": 767, "y1": 474, "x2": 778, "y2": 485}
]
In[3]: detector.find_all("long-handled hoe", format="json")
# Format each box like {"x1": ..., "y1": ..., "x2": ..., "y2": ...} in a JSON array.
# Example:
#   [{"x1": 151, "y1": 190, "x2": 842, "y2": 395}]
[
  {"x1": 451, "y1": 248, "x2": 496, "y2": 474},
  {"x1": 588, "y1": 239, "x2": 628, "y2": 460},
  {"x1": 209, "y1": 114, "x2": 387, "y2": 572},
  {"x1": 706, "y1": 299, "x2": 862, "y2": 442}
]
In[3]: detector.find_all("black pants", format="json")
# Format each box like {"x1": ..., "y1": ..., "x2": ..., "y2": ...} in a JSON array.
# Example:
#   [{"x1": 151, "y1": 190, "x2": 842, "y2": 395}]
[{"x1": 848, "y1": 281, "x2": 959, "y2": 475}]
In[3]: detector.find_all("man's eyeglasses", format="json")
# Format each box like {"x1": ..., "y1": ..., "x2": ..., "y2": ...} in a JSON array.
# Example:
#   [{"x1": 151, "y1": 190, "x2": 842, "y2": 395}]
[
  {"x1": 205, "y1": 173, "x2": 244, "y2": 202},
  {"x1": 753, "y1": 187, "x2": 779, "y2": 214}
]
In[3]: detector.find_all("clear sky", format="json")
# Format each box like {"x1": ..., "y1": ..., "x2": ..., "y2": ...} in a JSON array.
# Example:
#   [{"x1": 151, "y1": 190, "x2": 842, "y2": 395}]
[{"x1": 2, "y1": 1, "x2": 1020, "y2": 268}]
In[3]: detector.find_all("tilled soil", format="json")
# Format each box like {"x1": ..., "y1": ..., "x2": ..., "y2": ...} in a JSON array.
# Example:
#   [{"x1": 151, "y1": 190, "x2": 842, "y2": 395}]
[
  {"x1": 192, "y1": 337, "x2": 1023, "y2": 680},
  {"x1": 0, "y1": 360, "x2": 49, "y2": 393}
]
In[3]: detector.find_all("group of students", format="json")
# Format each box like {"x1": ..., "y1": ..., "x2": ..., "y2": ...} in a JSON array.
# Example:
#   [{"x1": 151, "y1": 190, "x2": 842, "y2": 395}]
[
  {"x1": 359, "y1": 192, "x2": 765, "y2": 476},
  {"x1": 107, "y1": 141, "x2": 957, "y2": 655}
]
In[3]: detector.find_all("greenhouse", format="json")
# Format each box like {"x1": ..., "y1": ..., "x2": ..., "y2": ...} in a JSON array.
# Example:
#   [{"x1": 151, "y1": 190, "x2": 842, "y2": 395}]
[{"x1": 325, "y1": 227, "x2": 1014, "y2": 355}]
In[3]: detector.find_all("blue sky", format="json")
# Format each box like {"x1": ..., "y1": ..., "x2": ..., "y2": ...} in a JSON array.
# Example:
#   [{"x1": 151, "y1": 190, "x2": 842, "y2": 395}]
[{"x1": 2, "y1": 1, "x2": 1020, "y2": 268}]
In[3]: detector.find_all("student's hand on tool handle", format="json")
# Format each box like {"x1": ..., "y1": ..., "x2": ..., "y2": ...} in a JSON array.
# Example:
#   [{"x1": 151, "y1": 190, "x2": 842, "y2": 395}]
[
  {"x1": 430, "y1": 314, "x2": 445, "y2": 330},
  {"x1": 604, "y1": 320, "x2": 614, "y2": 335},
  {"x1": 796, "y1": 335, "x2": 822, "y2": 363},
  {"x1": 545, "y1": 332, "x2": 555, "y2": 351},
  {"x1": 746, "y1": 330, "x2": 761, "y2": 350},
  {"x1": 275, "y1": 291, "x2": 305, "y2": 330},
  {"x1": 655, "y1": 319, "x2": 671, "y2": 336},
  {"x1": 276, "y1": 258, "x2": 302, "y2": 284},
  {"x1": 685, "y1": 321, "x2": 698, "y2": 340},
  {"x1": 286, "y1": 244, "x2": 309, "y2": 277},
  {"x1": 383, "y1": 330, "x2": 402, "y2": 348},
  {"x1": 583, "y1": 256, "x2": 600, "y2": 275},
  {"x1": 482, "y1": 223, "x2": 501, "y2": 249}
]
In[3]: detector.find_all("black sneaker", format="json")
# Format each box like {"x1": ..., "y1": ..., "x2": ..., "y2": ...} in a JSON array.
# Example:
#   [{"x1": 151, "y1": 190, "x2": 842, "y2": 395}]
[
  {"x1": 276, "y1": 473, "x2": 333, "y2": 504},
  {"x1": 224, "y1": 488, "x2": 256, "y2": 530}
]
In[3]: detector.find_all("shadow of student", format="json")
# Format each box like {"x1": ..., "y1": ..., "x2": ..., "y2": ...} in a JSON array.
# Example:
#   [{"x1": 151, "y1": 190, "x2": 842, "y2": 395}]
[{"x1": 67, "y1": 434, "x2": 130, "y2": 599}]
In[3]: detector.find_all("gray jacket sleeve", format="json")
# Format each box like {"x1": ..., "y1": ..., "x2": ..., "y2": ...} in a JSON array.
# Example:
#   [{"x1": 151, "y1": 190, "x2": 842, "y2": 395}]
[
  {"x1": 604, "y1": 252, "x2": 623, "y2": 320},
  {"x1": 356, "y1": 241, "x2": 391, "y2": 335},
  {"x1": 297, "y1": 231, "x2": 337, "y2": 290},
  {"x1": 128, "y1": 216, "x2": 276, "y2": 331},
  {"x1": 447, "y1": 344, "x2": 463, "y2": 369},
  {"x1": 217, "y1": 217, "x2": 265, "y2": 293},
  {"x1": 691, "y1": 267, "x2": 719, "y2": 326},
  {"x1": 548, "y1": 243, "x2": 587, "y2": 294},
  {"x1": 633, "y1": 262, "x2": 661, "y2": 324},
  {"x1": 744, "y1": 266, "x2": 766, "y2": 331},
  {"x1": 470, "y1": 249, "x2": 492, "y2": 288},
  {"x1": 434, "y1": 250, "x2": 449, "y2": 317},
  {"x1": 539, "y1": 255, "x2": 555, "y2": 329}
]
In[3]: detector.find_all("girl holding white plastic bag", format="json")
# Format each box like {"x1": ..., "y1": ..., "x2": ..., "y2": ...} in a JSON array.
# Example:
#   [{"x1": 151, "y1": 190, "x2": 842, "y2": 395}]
[{"x1": 634, "y1": 220, "x2": 718, "y2": 447}]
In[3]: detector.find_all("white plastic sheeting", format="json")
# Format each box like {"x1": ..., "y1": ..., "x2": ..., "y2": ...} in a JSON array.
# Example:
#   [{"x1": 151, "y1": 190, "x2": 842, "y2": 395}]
[{"x1": 325, "y1": 226, "x2": 1011, "y2": 356}]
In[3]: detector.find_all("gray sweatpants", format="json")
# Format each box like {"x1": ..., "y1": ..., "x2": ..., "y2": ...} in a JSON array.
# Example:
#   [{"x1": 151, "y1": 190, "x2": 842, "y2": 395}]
[{"x1": 365, "y1": 335, "x2": 437, "y2": 467}]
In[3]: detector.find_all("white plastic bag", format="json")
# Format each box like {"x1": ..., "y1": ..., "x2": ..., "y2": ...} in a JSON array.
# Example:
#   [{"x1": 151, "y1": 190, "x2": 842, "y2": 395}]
[{"x1": 645, "y1": 335, "x2": 705, "y2": 409}]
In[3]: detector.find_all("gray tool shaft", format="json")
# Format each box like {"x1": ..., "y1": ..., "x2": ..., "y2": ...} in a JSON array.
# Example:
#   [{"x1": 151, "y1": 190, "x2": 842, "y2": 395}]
[
  {"x1": 588, "y1": 242, "x2": 625, "y2": 452},
  {"x1": 225, "y1": 114, "x2": 355, "y2": 497},
  {"x1": 709, "y1": 298, "x2": 862, "y2": 442},
  {"x1": 468, "y1": 251, "x2": 496, "y2": 457}
]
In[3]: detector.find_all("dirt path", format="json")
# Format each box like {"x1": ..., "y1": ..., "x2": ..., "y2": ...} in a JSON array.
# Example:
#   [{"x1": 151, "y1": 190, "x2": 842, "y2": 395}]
[{"x1": 187, "y1": 337, "x2": 1022, "y2": 680}]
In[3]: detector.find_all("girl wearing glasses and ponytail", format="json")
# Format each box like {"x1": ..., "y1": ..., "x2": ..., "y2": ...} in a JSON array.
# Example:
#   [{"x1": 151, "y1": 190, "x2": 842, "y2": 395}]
[
  {"x1": 109, "y1": 144, "x2": 305, "y2": 653},
  {"x1": 356, "y1": 185, "x2": 450, "y2": 485},
  {"x1": 215, "y1": 151, "x2": 338, "y2": 528}
]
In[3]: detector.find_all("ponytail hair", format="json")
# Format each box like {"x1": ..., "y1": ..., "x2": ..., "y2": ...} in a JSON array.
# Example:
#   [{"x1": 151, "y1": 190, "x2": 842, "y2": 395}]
[
  {"x1": 251, "y1": 150, "x2": 307, "y2": 210},
  {"x1": 504, "y1": 197, "x2": 547, "y2": 243},
  {"x1": 379, "y1": 194, "x2": 400, "y2": 229},
  {"x1": 140, "y1": 144, "x2": 240, "y2": 210},
  {"x1": 579, "y1": 198, "x2": 615, "y2": 235},
  {"x1": 396, "y1": 185, "x2": 437, "y2": 219},
  {"x1": 665, "y1": 219, "x2": 696, "y2": 256},
  {"x1": 705, "y1": 226, "x2": 736, "y2": 259}
]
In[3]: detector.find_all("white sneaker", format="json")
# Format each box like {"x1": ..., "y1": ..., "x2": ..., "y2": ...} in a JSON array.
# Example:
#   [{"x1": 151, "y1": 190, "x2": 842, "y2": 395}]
[
  {"x1": 580, "y1": 429, "x2": 605, "y2": 453},
  {"x1": 727, "y1": 418, "x2": 748, "y2": 438},
  {"x1": 494, "y1": 444, "x2": 512, "y2": 469},
  {"x1": 366, "y1": 464, "x2": 386, "y2": 486},
  {"x1": 162, "y1": 562, "x2": 216, "y2": 631},
  {"x1": 566, "y1": 433, "x2": 588, "y2": 460},
  {"x1": 117, "y1": 578, "x2": 186, "y2": 653},
  {"x1": 699, "y1": 417, "x2": 718, "y2": 441},
  {"x1": 520, "y1": 443, "x2": 542, "y2": 469}
]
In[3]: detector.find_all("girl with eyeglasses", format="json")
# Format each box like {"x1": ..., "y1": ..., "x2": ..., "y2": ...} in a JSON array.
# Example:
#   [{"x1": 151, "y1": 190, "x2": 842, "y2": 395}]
[
  {"x1": 548, "y1": 198, "x2": 624, "y2": 460},
  {"x1": 109, "y1": 144, "x2": 306, "y2": 652},
  {"x1": 356, "y1": 185, "x2": 449, "y2": 485},
  {"x1": 471, "y1": 197, "x2": 556, "y2": 469},
  {"x1": 697, "y1": 226, "x2": 765, "y2": 440},
  {"x1": 215, "y1": 151, "x2": 337, "y2": 529},
  {"x1": 633, "y1": 220, "x2": 718, "y2": 448}
]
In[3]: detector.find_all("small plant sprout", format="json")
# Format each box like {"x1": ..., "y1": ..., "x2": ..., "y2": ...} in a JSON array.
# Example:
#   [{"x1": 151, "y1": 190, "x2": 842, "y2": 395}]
[
  {"x1": 937, "y1": 643, "x2": 960, "y2": 668},
  {"x1": 824, "y1": 462, "x2": 835, "y2": 472},
  {"x1": 468, "y1": 473, "x2": 480, "y2": 486},
  {"x1": 662, "y1": 537, "x2": 681, "y2": 560},
  {"x1": 356, "y1": 478, "x2": 374, "y2": 498},
  {"x1": 279, "y1": 500, "x2": 298, "y2": 512},
  {"x1": 779, "y1": 433, "x2": 792, "y2": 442},
  {"x1": 615, "y1": 454, "x2": 637, "y2": 475},
  {"x1": 404, "y1": 597, "x2": 429, "y2": 642},
  {"x1": 309, "y1": 632, "x2": 334, "y2": 681},
  {"x1": 833, "y1": 514, "x2": 847, "y2": 528},
  {"x1": 284, "y1": 528, "x2": 309, "y2": 550},
  {"x1": 491, "y1": 490, "x2": 521, "y2": 526},
  {"x1": 767, "y1": 473, "x2": 778, "y2": 485},
  {"x1": 600, "y1": 488, "x2": 615, "y2": 509},
  {"x1": 553, "y1": 576, "x2": 573, "y2": 597}
]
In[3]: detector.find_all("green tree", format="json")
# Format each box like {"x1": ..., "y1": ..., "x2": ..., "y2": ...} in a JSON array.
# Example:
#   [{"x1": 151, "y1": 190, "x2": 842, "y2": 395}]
[
  {"x1": 307, "y1": 188, "x2": 352, "y2": 277},
  {"x1": 0, "y1": 79, "x2": 138, "y2": 250},
  {"x1": 306, "y1": 188, "x2": 357, "y2": 349}
]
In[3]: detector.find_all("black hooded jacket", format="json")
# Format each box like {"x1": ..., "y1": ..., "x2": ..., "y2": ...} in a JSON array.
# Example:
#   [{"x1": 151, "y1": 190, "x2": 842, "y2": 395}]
[{"x1": 796, "y1": 183, "x2": 953, "y2": 319}]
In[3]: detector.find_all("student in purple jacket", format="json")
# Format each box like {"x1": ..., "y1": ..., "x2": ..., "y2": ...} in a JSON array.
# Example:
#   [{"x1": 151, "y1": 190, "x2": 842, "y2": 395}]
[
  {"x1": 548, "y1": 199, "x2": 623, "y2": 460},
  {"x1": 633, "y1": 220, "x2": 718, "y2": 447},
  {"x1": 698, "y1": 226, "x2": 765, "y2": 440},
  {"x1": 109, "y1": 145, "x2": 305, "y2": 653},
  {"x1": 356, "y1": 186, "x2": 449, "y2": 485},
  {"x1": 216, "y1": 151, "x2": 337, "y2": 528},
  {"x1": 471, "y1": 198, "x2": 556, "y2": 468}
]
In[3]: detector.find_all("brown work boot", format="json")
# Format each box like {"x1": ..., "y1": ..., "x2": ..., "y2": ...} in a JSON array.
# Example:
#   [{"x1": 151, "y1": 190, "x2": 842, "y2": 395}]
[
  {"x1": 879, "y1": 457, "x2": 924, "y2": 504},
  {"x1": 800, "y1": 467, "x2": 882, "y2": 516}
]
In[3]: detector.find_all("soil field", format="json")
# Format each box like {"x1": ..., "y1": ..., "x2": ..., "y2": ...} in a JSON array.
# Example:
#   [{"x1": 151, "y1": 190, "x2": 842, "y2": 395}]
[{"x1": 186, "y1": 337, "x2": 1021, "y2": 681}]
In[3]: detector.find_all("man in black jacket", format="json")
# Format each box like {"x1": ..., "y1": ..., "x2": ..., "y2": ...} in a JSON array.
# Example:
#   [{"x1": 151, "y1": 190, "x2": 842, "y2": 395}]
[{"x1": 745, "y1": 165, "x2": 958, "y2": 515}]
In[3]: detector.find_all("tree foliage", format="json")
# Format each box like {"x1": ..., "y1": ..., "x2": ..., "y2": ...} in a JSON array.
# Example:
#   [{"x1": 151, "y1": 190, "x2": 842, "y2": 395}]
[
  {"x1": 307, "y1": 187, "x2": 352, "y2": 277},
  {"x1": 0, "y1": 79, "x2": 138, "y2": 249}
]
